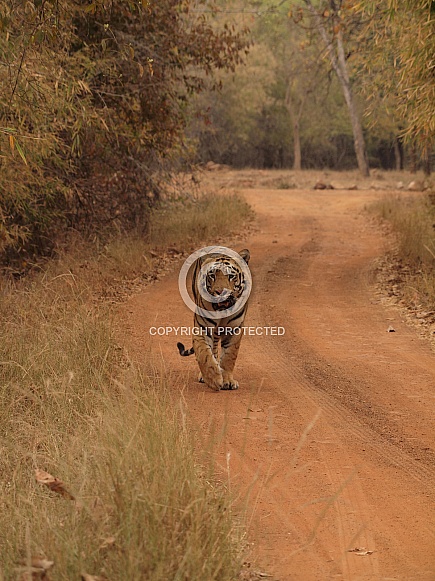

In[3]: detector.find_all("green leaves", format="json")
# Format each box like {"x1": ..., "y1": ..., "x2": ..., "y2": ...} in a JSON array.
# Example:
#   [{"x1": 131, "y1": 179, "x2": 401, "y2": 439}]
[
  {"x1": 12, "y1": 137, "x2": 29, "y2": 165},
  {"x1": 1, "y1": 129, "x2": 28, "y2": 165}
]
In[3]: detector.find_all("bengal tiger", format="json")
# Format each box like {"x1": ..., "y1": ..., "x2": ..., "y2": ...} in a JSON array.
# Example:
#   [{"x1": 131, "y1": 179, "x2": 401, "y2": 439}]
[{"x1": 177, "y1": 248, "x2": 251, "y2": 391}]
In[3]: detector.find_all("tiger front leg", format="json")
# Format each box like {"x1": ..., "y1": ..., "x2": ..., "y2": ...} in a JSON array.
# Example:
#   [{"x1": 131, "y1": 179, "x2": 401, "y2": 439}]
[
  {"x1": 193, "y1": 333, "x2": 223, "y2": 391},
  {"x1": 220, "y1": 330, "x2": 243, "y2": 391},
  {"x1": 197, "y1": 333, "x2": 220, "y2": 384}
]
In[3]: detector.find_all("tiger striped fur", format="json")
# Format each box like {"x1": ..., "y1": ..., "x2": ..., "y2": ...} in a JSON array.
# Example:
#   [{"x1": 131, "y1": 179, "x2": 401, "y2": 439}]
[{"x1": 177, "y1": 248, "x2": 250, "y2": 391}]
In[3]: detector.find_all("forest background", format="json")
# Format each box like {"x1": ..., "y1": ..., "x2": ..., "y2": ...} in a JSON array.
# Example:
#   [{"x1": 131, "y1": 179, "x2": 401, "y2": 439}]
[{"x1": 0, "y1": 0, "x2": 434, "y2": 262}]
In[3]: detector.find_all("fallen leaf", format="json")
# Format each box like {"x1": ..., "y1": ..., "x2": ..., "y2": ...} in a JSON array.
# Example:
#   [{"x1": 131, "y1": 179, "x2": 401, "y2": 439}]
[
  {"x1": 99, "y1": 536, "x2": 116, "y2": 550},
  {"x1": 387, "y1": 325, "x2": 396, "y2": 332},
  {"x1": 35, "y1": 468, "x2": 75, "y2": 500},
  {"x1": 16, "y1": 568, "x2": 49, "y2": 580},
  {"x1": 29, "y1": 558, "x2": 54, "y2": 570},
  {"x1": 15, "y1": 555, "x2": 54, "y2": 580},
  {"x1": 347, "y1": 547, "x2": 375, "y2": 555}
]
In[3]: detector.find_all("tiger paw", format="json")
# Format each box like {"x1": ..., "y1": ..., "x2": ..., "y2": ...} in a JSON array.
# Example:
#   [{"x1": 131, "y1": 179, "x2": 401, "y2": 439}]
[
  {"x1": 199, "y1": 365, "x2": 223, "y2": 391},
  {"x1": 208, "y1": 377, "x2": 223, "y2": 391},
  {"x1": 205, "y1": 373, "x2": 223, "y2": 391},
  {"x1": 221, "y1": 380, "x2": 239, "y2": 391}
]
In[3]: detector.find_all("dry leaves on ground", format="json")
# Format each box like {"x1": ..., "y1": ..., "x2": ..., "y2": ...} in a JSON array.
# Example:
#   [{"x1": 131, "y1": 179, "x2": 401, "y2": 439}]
[
  {"x1": 35, "y1": 468, "x2": 75, "y2": 500},
  {"x1": 16, "y1": 555, "x2": 54, "y2": 580}
]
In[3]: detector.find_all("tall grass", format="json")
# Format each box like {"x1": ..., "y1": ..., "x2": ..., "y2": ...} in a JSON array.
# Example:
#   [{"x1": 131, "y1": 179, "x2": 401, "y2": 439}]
[
  {"x1": 370, "y1": 193, "x2": 435, "y2": 309},
  {"x1": 0, "y1": 193, "x2": 250, "y2": 580},
  {"x1": 8, "y1": 191, "x2": 253, "y2": 286},
  {"x1": 149, "y1": 193, "x2": 253, "y2": 249}
]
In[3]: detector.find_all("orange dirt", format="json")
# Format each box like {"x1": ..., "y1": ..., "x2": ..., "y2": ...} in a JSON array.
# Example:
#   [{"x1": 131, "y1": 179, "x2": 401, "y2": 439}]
[{"x1": 120, "y1": 173, "x2": 435, "y2": 581}]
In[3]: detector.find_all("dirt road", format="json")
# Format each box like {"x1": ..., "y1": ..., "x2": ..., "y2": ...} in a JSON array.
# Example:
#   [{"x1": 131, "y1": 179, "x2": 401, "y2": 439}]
[{"x1": 121, "y1": 177, "x2": 435, "y2": 581}]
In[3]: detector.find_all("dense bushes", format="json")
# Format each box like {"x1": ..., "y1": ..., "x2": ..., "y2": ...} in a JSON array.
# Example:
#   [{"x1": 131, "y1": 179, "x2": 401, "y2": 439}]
[{"x1": 0, "y1": 0, "x2": 248, "y2": 260}]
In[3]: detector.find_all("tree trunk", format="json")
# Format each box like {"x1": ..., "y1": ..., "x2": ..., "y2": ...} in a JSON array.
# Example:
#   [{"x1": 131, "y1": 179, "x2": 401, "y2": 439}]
[
  {"x1": 293, "y1": 119, "x2": 302, "y2": 170},
  {"x1": 285, "y1": 82, "x2": 305, "y2": 171},
  {"x1": 423, "y1": 150, "x2": 431, "y2": 176},
  {"x1": 335, "y1": 33, "x2": 370, "y2": 177},
  {"x1": 410, "y1": 144, "x2": 417, "y2": 173},
  {"x1": 303, "y1": 1, "x2": 370, "y2": 177},
  {"x1": 394, "y1": 137, "x2": 402, "y2": 171}
]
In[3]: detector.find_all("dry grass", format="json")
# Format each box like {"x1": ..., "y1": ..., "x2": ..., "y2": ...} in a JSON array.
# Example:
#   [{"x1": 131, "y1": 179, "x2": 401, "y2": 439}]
[
  {"x1": 0, "y1": 192, "x2": 251, "y2": 580},
  {"x1": 370, "y1": 193, "x2": 435, "y2": 309},
  {"x1": 149, "y1": 192, "x2": 253, "y2": 249},
  {"x1": 49, "y1": 191, "x2": 253, "y2": 287}
]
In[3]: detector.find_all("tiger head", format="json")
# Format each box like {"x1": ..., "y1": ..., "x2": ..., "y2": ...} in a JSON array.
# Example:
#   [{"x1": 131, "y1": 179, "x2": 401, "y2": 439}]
[{"x1": 198, "y1": 249, "x2": 250, "y2": 312}]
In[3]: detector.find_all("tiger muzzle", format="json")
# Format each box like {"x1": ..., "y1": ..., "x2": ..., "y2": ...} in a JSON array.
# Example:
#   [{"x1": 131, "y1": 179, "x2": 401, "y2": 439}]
[{"x1": 213, "y1": 294, "x2": 236, "y2": 311}]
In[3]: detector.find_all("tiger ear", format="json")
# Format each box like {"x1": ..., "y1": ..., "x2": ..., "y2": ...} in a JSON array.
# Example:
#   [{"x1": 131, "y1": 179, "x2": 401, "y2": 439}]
[{"x1": 238, "y1": 249, "x2": 250, "y2": 264}]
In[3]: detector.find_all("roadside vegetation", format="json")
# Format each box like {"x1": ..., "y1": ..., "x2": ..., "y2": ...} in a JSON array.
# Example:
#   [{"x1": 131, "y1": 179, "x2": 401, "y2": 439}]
[
  {"x1": 190, "y1": 0, "x2": 434, "y2": 174},
  {"x1": 0, "y1": 193, "x2": 252, "y2": 580},
  {"x1": 149, "y1": 192, "x2": 253, "y2": 249},
  {"x1": 1, "y1": 1, "x2": 434, "y2": 264},
  {"x1": 0, "y1": 0, "x2": 249, "y2": 261},
  {"x1": 371, "y1": 193, "x2": 435, "y2": 310}
]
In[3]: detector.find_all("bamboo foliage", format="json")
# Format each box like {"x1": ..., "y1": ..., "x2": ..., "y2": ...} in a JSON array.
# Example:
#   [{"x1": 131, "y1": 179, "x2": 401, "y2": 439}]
[
  {"x1": 355, "y1": 0, "x2": 435, "y2": 151},
  {"x1": 0, "y1": 0, "x2": 249, "y2": 260}
]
